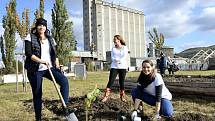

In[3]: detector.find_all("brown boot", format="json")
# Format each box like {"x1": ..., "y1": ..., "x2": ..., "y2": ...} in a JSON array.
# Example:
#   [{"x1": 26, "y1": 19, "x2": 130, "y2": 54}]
[
  {"x1": 102, "y1": 88, "x2": 111, "y2": 102},
  {"x1": 120, "y1": 90, "x2": 126, "y2": 102}
]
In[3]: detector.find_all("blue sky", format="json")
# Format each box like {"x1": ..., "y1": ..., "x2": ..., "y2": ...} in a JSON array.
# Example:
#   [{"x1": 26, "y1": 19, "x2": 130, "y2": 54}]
[{"x1": 0, "y1": 0, "x2": 215, "y2": 53}]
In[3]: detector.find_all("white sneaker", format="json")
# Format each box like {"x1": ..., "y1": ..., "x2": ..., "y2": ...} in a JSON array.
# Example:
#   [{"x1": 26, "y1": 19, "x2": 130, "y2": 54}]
[
  {"x1": 131, "y1": 110, "x2": 137, "y2": 120},
  {"x1": 134, "y1": 116, "x2": 141, "y2": 121}
]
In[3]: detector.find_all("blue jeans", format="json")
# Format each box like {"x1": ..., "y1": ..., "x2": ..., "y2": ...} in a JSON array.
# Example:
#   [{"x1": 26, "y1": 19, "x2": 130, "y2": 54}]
[
  {"x1": 27, "y1": 67, "x2": 69, "y2": 120},
  {"x1": 131, "y1": 88, "x2": 173, "y2": 117}
]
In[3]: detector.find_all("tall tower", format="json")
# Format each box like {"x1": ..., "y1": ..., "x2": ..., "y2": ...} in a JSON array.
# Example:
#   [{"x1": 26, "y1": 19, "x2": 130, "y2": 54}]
[
  {"x1": 83, "y1": 0, "x2": 146, "y2": 60},
  {"x1": 83, "y1": 0, "x2": 92, "y2": 51}
]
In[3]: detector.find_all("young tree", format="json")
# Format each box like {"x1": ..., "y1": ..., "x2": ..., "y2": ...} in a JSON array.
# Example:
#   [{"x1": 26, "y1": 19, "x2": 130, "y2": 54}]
[
  {"x1": 32, "y1": 0, "x2": 44, "y2": 28},
  {"x1": 51, "y1": 0, "x2": 76, "y2": 64},
  {"x1": 39, "y1": 0, "x2": 44, "y2": 18},
  {"x1": 16, "y1": 8, "x2": 30, "y2": 39},
  {"x1": 0, "y1": 36, "x2": 6, "y2": 65},
  {"x1": 148, "y1": 27, "x2": 165, "y2": 56},
  {"x1": 15, "y1": 8, "x2": 30, "y2": 91},
  {"x1": 1, "y1": 0, "x2": 17, "y2": 73},
  {"x1": 34, "y1": 9, "x2": 40, "y2": 20}
]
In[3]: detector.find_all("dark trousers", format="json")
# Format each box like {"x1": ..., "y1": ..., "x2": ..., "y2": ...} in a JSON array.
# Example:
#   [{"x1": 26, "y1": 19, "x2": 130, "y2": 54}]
[
  {"x1": 168, "y1": 65, "x2": 174, "y2": 75},
  {"x1": 160, "y1": 67, "x2": 166, "y2": 76},
  {"x1": 27, "y1": 67, "x2": 69, "y2": 120},
  {"x1": 107, "y1": 68, "x2": 127, "y2": 90}
]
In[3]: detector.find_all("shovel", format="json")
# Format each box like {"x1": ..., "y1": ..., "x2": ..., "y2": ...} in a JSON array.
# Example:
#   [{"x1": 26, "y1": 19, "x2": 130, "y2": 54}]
[{"x1": 47, "y1": 65, "x2": 78, "y2": 121}]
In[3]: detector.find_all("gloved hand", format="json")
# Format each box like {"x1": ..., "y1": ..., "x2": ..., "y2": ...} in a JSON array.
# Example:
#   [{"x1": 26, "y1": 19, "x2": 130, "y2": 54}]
[
  {"x1": 131, "y1": 110, "x2": 137, "y2": 120},
  {"x1": 153, "y1": 113, "x2": 161, "y2": 121}
]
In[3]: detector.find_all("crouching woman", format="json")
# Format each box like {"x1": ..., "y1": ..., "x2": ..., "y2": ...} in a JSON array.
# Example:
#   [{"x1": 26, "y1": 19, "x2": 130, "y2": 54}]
[{"x1": 131, "y1": 60, "x2": 173, "y2": 120}]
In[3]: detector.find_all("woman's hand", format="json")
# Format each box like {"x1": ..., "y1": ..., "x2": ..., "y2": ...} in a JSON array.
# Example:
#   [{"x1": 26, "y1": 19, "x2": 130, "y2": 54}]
[
  {"x1": 117, "y1": 60, "x2": 121, "y2": 64},
  {"x1": 31, "y1": 55, "x2": 49, "y2": 65},
  {"x1": 40, "y1": 60, "x2": 49, "y2": 65},
  {"x1": 56, "y1": 63, "x2": 60, "y2": 69},
  {"x1": 55, "y1": 58, "x2": 60, "y2": 69},
  {"x1": 153, "y1": 113, "x2": 161, "y2": 120},
  {"x1": 155, "y1": 102, "x2": 161, "y2": 114},
  {"x1": 154, "y1": 102, "x2": 161, "y2": 120}
]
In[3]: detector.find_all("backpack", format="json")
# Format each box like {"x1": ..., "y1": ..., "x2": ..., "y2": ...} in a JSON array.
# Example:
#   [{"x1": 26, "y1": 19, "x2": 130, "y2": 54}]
[{"x1": 173, "y1": 64, "x2": 179, "y2": 72}]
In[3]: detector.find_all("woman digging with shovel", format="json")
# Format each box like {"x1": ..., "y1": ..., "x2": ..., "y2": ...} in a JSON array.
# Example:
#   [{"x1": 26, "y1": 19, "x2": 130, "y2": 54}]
[{"x1": 24, "y1": 18, "x2": 77, "y2": 121}]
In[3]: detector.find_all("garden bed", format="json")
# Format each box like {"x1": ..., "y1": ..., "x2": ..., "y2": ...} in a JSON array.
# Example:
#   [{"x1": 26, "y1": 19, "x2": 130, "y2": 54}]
[
  {"x1": 112, "y1": 75, "x2": 215, "y2": 98},
  {"x1": 22, "y1": 75, "x2": 215, "y2": 121}
]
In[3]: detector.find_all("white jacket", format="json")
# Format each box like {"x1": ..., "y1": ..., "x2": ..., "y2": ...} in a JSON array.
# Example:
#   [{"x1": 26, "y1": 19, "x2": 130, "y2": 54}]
[{"x1": 111, "y1": 45, "x2": 128, "y2": 69}]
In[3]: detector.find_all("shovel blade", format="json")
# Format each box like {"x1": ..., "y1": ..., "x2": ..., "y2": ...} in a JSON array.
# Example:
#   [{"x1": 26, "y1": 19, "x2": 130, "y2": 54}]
[{"x1": 66, "y1": 112, "x2": 78, "y2": 121}]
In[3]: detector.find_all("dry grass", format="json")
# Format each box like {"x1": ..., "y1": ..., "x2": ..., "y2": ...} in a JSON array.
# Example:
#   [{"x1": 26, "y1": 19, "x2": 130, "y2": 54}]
[
  {"x1": 0, "y1": 71, "x2": 215, "y2": 121},
  {"x1": 174, "y1": 70, "x2": 215, "y2": 75}
]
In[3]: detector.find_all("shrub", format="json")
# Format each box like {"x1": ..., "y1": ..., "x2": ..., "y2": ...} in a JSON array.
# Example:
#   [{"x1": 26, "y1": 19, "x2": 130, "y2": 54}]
[{"x1": 85, "y1": 60, "x2": 94, "y2": 71}]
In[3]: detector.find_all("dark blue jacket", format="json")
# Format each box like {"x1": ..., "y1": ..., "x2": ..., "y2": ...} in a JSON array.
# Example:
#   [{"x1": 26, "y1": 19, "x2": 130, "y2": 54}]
[{"x1": 159, "y1": 56, "x2": 167, "y2": 69}]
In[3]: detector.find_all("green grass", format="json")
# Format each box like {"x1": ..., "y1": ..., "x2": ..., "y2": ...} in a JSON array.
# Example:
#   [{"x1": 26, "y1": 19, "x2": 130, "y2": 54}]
[
  {"x1": 0, "y1": 71, "x2": 214, "y2": 121},
  {"x1": 0, "y1": 71, "x2": 112, "y2": 121},
  {"x1": 174, "y1": 70, "x2": 215, "y2": 75}
]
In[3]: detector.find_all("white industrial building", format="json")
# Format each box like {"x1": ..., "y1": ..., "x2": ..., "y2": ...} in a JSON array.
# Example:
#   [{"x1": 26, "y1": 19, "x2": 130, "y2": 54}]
[{"x1": 83, "y1": 0, "x2": 146, "y2": 61}]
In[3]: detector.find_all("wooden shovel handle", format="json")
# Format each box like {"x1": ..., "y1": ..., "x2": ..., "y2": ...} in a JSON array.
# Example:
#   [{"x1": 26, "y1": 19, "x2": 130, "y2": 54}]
[{"x1": 47, "y1": 65, "x2": 67, "y2": 108}]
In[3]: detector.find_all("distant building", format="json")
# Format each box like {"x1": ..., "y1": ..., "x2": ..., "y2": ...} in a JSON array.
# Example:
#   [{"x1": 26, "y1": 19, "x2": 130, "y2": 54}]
[
  {"x1": 154, "y1": 46, "x2": 174, "y2": 58},
  {"x1": 70, "y1": 51, "x2": 104, "y2": 70},
  {"x1": 70, "y1": 51, "x2": 97, "y2": 62},
  {"x1": 83, "y1": 0, "x2": 146, "y2": 60},
  {"x1": 161, "y1": 46, "x2": 174, "y2": 58}
]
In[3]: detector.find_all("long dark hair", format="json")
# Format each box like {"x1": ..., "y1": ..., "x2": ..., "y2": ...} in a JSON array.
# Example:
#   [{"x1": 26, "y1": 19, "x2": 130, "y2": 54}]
[
  {"x1": 114, "y1": 35, "x2": 126, "y2": 46},
  {"x1": 137, "y1": 60, "x2": 156, "y2": 88}
]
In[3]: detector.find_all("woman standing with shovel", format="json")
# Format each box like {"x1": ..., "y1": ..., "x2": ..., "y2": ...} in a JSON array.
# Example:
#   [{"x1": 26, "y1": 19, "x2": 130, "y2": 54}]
[{"x1": 24, "y1": 18, "x2": 77, "y2": 121}]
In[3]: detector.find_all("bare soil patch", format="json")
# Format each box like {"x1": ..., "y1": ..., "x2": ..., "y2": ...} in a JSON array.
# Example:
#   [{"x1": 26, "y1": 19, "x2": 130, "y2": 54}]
[
  {"x1": 22, "y1": 75, "x2": 215, "y2": 121},
  {"x1": 23, "y1": 95, "x2": 215, "y2": 121}
]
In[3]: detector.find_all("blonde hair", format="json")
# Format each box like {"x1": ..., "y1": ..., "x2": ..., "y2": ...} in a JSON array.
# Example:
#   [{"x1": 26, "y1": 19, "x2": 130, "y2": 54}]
[{"x1": 114, "y1": 35, "x2": 126, "y2": 46}]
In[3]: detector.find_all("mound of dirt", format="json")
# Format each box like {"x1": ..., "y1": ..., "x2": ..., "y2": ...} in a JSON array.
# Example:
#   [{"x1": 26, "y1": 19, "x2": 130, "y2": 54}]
[
  {"x1": 67, "y1": 96, "x2": 151, "y2": 121},
  {"x1": 23, "y1": 95, "x2": 215, "y2": 121}
]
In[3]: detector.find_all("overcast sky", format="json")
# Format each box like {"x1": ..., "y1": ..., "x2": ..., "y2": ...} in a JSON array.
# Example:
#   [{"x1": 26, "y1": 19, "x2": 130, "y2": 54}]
[{"x1": 0, "y1": 0, "x2": 215, "y2": 53}]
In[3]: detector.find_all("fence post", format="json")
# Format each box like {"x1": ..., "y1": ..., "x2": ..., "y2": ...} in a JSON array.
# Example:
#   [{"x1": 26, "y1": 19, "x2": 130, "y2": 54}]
[{"x1": 16, "y1": 55, "x2": 18, "y2": 93}]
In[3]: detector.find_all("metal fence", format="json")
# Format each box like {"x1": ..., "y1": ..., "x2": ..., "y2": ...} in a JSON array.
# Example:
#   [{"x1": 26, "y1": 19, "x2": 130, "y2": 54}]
[{"x1": 177, "y1": 63, "x2": 208, "y2": 71}]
